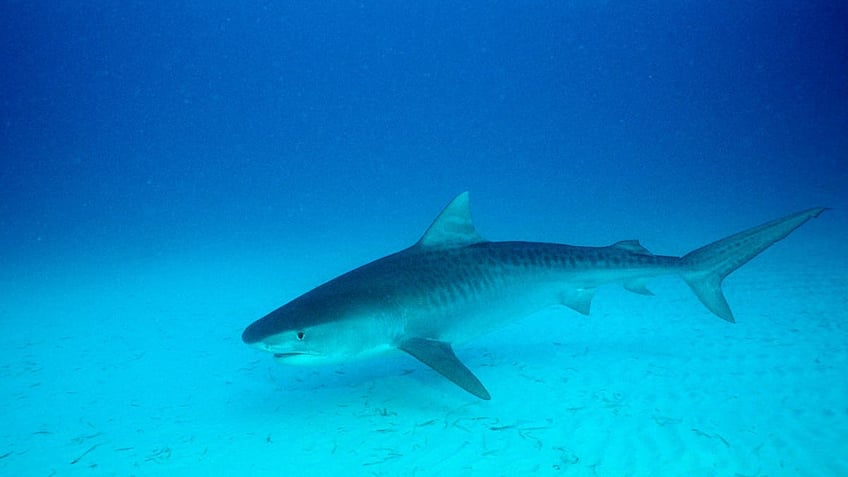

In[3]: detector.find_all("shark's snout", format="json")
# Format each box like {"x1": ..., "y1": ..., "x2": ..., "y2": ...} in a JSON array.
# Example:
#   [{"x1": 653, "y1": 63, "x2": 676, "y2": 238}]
[{"x1": 241, "y1": 319, "x2": 268, "y2": 345}]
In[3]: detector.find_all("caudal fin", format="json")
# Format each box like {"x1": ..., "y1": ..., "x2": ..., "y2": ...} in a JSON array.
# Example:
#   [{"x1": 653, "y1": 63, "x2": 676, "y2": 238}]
[{"x1": 680, "y1": 207, "x2": 827, "y2": 322}]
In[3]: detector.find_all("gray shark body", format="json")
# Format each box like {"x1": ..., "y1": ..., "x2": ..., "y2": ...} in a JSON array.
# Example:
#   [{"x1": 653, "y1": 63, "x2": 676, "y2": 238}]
[{"x1": 242, "y1": 193, "x2": 825, "y2": 399}]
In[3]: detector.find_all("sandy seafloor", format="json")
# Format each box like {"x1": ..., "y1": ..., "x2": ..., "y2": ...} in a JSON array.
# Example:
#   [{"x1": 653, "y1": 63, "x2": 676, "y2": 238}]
[{"x1": 2, "y1": 207, "x2": 846, "y2": 477}]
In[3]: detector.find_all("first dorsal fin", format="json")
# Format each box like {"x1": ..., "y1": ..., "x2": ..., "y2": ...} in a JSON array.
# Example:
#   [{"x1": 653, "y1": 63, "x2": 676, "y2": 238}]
[{"x1": 416, "y1": 192, "x2": 486, "y2": 249}]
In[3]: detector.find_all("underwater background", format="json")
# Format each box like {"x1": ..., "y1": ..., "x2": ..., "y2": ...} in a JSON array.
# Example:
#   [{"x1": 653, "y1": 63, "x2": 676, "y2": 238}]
[{"x1": 1, "y1": 1, "x2": 846, "y2": 476}]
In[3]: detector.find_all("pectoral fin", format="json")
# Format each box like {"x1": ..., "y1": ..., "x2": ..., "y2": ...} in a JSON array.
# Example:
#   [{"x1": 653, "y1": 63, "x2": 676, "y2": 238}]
[{"x1": 398, "y1": 337, "x2": 491, "y2": 400}]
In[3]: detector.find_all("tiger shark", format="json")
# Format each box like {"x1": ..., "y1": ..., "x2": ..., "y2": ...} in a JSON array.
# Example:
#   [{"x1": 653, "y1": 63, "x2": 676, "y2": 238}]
[{"x1": 242, "y1": 193, "x2": 825, "y2": 400}]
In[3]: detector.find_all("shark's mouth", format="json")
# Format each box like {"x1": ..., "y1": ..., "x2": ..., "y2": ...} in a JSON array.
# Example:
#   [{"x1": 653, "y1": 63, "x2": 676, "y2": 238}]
[{"x1": 272, "y1": 351, "x2": 326, "y2": 364}]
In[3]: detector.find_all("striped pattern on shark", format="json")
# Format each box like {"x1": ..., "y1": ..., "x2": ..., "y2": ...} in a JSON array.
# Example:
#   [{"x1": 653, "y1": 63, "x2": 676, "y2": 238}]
[{"x1": 242, "y1": 193, "x2": 826, "y2": 400}]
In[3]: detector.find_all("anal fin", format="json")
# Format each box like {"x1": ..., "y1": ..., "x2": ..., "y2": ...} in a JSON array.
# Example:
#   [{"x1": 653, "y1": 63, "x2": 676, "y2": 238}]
[
  {"x1": 560, "y1": 288, "x2": 596, "y2": 315},
  {"x1": 398, "y1": 337, "x2": 491, "y2": 400},
  {"x1": 623, "y1": 278, "x2": 654, "y2": 296}
]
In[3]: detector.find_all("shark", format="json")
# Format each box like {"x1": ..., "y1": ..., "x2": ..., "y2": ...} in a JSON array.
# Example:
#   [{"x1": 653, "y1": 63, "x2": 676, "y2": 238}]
[{"x1": 242, "y1": 193, "x2": 825, "y2": 400}]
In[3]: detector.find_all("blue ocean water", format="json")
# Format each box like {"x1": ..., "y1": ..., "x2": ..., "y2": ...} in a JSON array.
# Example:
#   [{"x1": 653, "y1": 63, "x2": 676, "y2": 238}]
[{"x1": 1, "y1": 1, "x2": 846, "y2": 475}]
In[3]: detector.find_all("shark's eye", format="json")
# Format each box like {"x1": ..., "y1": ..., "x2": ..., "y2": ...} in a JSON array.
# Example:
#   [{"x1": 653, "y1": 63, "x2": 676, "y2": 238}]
[{"x1": 296, "y1": 331, "x2": 305, "y2": 341}]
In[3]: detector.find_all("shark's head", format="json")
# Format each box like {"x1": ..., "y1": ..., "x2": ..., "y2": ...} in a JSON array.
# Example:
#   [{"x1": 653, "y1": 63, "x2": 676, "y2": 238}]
[{"x1": 241, "y1": 274, "x2": 401, "y2": 364}]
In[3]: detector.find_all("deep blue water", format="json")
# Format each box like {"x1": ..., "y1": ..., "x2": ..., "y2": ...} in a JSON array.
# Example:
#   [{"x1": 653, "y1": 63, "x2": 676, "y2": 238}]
[
  {"x1": 1, "y1": 2, "x2": 846, "y2": 475},
  {"x1": 3, "y1": 1, "x2": 845, "y2": 262}
]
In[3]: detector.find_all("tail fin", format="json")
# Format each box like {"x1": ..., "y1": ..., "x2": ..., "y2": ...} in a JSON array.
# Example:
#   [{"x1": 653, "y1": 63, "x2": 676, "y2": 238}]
[{"x1": 680, "y1": 207, "x2": 827, "y2": 322}]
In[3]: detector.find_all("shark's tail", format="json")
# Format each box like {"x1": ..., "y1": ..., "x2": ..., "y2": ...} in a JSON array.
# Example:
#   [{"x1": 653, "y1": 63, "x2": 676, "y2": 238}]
[{"x1": 679, "y1": 207, "x2": 827, "y2": 322}]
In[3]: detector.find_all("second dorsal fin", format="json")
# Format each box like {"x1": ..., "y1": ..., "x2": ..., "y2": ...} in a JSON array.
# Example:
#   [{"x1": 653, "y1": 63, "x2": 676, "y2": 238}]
[{"x1": 610, "y1": 239, "x2": 653, "y2": 255}]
